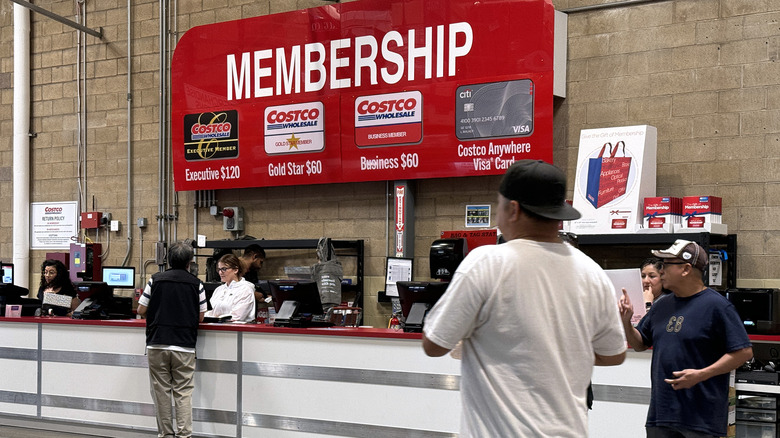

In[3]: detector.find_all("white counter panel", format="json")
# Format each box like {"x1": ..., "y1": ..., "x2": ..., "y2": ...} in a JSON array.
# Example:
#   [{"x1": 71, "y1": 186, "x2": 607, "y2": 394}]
[
  {"x1": 41, "y1": 407, "x2": 155, "y2": 430},
  {"x1": 0, "y1": 402, "x2": 36, "y2": 416},
  {"x1": 0, "y1": 358, "x2": 38, "y2": 393},
  {"x1": 242, "y1": 375, "x2": 460, "y2": 432},
  {"x1": 194, "y1": 420, "x2": 236, "y2": 437},
  {"x1": 0, "y1": 322, "x2": 38, "y2": 348},
  {"x1": 198, "y1": 330, "x2": 239, "y2": 361},
  {"x1": 589, "y1": 400, "x2": 648, "y2": 437},
  {"x1": 242, "y1": 332, "x2": 461, "y2": 375},
  {"x1": 41, "y1": 325, "x2": 145, "y2": 355},
  {"x1": 591, "y1": 350, "x2": 652, "y2": 388},
  {"x1": 193, "y1": 371, "x2": 238, "y2": 410},
  {"x1": 243, "y1": 428, "x2": 345, "y2": 438},
  {"x1": 40, "y1": 362, "x2": 149, "y2": 402}
]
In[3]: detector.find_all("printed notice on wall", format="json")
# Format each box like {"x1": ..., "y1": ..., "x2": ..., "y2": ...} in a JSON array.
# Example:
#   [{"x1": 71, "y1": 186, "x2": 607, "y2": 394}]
[
  {"x1": 385, "y1": 257, "x2": 413, "y2": 298},
  {"x1": 31, "y1": 201, "x2": 79, "y2": 250},
  {"x1": 466, "y1": 205, "x2": 491, "y2": 227}
]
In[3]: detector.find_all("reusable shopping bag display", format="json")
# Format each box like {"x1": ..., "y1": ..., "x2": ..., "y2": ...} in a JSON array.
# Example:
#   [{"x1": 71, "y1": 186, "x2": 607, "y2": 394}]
[{"x1": 586, "y1": 141, "x2": 631, "y2": 208}]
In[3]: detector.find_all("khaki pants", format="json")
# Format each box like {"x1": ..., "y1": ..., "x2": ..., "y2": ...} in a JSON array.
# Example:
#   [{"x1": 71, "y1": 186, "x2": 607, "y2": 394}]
[{"x1": 148, "y1": 349, "x2": 196, "y2": 438}]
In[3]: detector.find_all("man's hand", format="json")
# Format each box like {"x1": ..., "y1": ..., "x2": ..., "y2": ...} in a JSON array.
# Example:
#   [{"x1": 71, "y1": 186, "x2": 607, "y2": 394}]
[
  {"x1": 618, "y1": 288, "x2": 634, "y2": 326},
  {"x1": 664, "y1": 347, "x2": 753, "y2": 390},
  {"x1": 664, "y1": 369, "x2": 704, "y2": 390}
]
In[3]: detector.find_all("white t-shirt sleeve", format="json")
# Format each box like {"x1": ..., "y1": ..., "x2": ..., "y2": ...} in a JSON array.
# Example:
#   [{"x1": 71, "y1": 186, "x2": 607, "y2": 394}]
[
  {"x1": 138, "y1": 277, "x2": 153, "y2": 307},
  {"x1": 198, "y1": 283, "x2": 207, "y2": 313},
  {"x1": 424, "y1": 251, "x2": 488, "y2": 350}
]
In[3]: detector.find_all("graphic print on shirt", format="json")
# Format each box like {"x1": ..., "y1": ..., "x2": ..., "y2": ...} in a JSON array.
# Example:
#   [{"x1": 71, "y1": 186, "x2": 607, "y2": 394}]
[{"x1": 666, "y1": 316, "x2": 684, "y2": 333}]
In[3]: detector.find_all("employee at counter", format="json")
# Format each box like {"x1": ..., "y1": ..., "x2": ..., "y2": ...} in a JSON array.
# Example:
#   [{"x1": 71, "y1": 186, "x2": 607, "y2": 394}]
[
  {"x1": 205, "y1": 254, "x2": 255, "y2": 322},
  {"x1": 37, "y1": 259, "x2": 80, "y2": 315}
]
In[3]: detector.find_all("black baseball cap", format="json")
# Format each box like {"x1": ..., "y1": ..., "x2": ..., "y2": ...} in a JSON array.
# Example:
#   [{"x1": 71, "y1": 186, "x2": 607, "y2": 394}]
[{"x1": 499, "y1": 159, "x2": 581, "y2": 221}]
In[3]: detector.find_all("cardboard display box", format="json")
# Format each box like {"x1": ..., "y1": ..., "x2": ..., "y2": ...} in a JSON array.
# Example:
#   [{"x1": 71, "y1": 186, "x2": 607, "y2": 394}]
[{"x1": 571, "y1": 125, "x2": 657, "y2": 234}]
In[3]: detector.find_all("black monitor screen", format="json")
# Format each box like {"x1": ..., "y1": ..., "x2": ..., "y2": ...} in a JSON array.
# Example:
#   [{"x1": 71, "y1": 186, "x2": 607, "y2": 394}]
[
  {"x1": 1, "y1": 263, "x2": 13, "y2": 285},
  {"x1": 396, "y1": 281, "x2": 449, "y2": 318},
  {"x1": 102, "y1": 266, "x2": 136, "y2": 288},
  {"x1": 75, "y1": 281, "x2": 112, "y2": 302},
  {"x1": 268, "y1": 280, "x2": 324, "y2": 315}
]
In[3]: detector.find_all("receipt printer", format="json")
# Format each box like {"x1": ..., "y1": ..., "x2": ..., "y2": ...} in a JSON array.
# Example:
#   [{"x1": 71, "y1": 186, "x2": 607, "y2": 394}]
[
  {"x1": 429, "y1": 238, "x2": 467, "y2": 280},
  {"x1": 726, "y1": 288, "x2": 780, "y2": 334}
]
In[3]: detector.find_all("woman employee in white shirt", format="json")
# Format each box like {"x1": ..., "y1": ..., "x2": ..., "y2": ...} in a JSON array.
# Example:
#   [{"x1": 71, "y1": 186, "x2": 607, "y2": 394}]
[{"x1": 205, "y1": 254, "x2": 256, "y2": 322}]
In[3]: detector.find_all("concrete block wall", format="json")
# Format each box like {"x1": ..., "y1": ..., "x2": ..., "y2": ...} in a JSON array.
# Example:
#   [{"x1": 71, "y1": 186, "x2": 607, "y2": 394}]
[
  {"x1": 1, "y1": 0, "x2": 780, "y2": 326},
  {"x1": 557, "y1": 0, "x2": 780, "y2": 288}
]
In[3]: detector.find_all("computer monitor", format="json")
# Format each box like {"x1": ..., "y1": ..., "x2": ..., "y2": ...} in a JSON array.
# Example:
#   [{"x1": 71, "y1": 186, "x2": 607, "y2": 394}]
[
  {"x1": 102, "y1": 266, "x2": 136, "y2": 288},
  {"x1": 396, "y1": 281, "x2": 449, "y2": 332},
  {"x1": 75, "y1": 281, "x2": 112, "y2": 302},
  {"x1": 1, "y1": 263, "x2": 13, "y2": 285},
  {"x1": 268, "y1": 280, "x2": 324, "y2": 315}
]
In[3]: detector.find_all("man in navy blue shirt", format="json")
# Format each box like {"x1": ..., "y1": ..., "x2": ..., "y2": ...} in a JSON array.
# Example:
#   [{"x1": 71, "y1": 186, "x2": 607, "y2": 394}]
[{"x1": 620, "y1": 240, "x2": 752, "y2": 438}]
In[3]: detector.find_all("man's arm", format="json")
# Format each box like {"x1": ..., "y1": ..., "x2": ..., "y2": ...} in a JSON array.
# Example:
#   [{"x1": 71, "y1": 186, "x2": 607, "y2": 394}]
[
  {"x1": 595, "y1": 351, "x2": 626, "y2": 366},
  {"x1": 199, "y1": 311, "x2": 205, "y2": 323},
  {"x1": 422, "y1": 334, "x2": 452, "y2": 357},
  {"x1": 137, "y1": 304, "x2": 147, "y2": 318},
  {"x1": 619, "y1": 289, "x2": 649, "y2": 352},
  {"x1": 664, "y1": 346, "x2": 753, "y2": 390}
]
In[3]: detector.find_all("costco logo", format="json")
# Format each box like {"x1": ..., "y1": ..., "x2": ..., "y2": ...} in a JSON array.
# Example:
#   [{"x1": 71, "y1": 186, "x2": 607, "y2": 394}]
[
  {"x1": 191, "y1": 121, "x2": 232, "y2": 140},
  {"x1": 355, "y1": 91, "x2": 422, "y2": 147},
  {"x1": 264, "y1": 101, "x2": 324, "y2": 155}
]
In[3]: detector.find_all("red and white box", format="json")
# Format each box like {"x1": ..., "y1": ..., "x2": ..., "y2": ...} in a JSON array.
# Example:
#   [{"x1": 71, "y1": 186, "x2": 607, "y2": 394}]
[
  {"x1": 682, "y1": 196, "x2": 722, "y2": 228},
  {"x1": 643, "y1": 197, "x2": 681, "y2": 229}
]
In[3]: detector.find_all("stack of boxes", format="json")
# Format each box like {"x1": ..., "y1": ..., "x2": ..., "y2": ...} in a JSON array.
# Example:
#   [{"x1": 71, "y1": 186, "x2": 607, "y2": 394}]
[
  {"x1": 642, "y1": 196, "x2": 723, "y2": 232},
  {"x1": 682, "y1": 196, "x2": 722, "y2": 228},
  {"x1": 643, "y1": 197, "x2": 682, "y2": 230}
]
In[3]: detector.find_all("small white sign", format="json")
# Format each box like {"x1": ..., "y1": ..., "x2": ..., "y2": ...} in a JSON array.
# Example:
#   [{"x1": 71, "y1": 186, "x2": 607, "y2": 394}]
[
  {"x1": 605, "y1": 268, "x2": 645, "y2": 326},
  {"x1": 31, "y1": 201, "x2": 79, "y2": 250},
  {"x1": 466, "y1": 205, "x2": 491, "y2": 228}
]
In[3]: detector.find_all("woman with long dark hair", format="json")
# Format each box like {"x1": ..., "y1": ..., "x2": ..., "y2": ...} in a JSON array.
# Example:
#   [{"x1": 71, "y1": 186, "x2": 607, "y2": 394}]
[{"x1": 37, "y1": 259, "x2": 80, "y2": 314}]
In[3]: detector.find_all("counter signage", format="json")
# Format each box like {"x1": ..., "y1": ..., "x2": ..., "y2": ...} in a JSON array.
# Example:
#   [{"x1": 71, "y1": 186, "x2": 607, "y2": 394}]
[
  {"x1": 171, "y1": 0, "x2": 555, "y2": 191},
  {"x1": 31, "y1": 201, "x2": 79, "y2": 250}
]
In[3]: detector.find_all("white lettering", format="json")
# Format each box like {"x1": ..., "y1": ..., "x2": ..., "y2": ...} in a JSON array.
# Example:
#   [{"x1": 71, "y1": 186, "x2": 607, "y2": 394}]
[
  {"x1": 226, "y1": 22, "x2": 474, "y2": 99},
  {"x1": 276, "y1": 46, "x2": 301, "y2": 95}
]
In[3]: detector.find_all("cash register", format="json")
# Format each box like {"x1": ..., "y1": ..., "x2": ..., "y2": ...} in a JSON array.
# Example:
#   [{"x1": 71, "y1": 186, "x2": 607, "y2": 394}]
[
  {"x1": 0, "y1": 262, "x2": 37, "y2": 316},
  {"x1": 268, "y1": 280, "x2": 333, "y2": 328}
]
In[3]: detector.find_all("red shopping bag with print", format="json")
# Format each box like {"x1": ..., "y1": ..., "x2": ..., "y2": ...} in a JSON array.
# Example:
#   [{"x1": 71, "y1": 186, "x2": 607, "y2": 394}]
[{"x1": 586, "y1": 141, "x2": 631, "y2": 208}]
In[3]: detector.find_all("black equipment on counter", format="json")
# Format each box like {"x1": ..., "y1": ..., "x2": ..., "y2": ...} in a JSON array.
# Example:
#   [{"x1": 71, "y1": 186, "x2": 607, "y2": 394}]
[
  {"x1": 429, "y1": 238, "x2": 467, "y2": 280},
  {"x1": 726, "y1": 288, "x2": 780, "y2": 334}
]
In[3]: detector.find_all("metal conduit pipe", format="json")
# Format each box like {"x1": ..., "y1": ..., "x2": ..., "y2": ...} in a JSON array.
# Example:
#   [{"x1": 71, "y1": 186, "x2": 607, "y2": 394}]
[
  {"x1": 157, "y1": 0, "x2": 169, "y2": 268},
  {"x1": 560, "y1": 0, "x2": 670, "y2": 14},
  {"x1": 122, "y1": 0, "x2": 133, "y2": 267}
]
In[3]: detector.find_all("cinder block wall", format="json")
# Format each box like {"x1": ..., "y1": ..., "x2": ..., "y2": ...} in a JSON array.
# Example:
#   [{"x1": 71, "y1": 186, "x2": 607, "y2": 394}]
[
  {"x1": 1, "y1": 0, "x2": 779, "y2": 327},
  {"x1": 557, "y1": 0, "x2": 780, "y2": 287}
]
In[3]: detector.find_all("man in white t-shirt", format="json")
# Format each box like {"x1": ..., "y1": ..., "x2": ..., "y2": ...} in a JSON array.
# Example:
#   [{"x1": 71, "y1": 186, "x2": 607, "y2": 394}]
[{"x1": 423, "y1": 159, "x2": 627, "y2": 437}]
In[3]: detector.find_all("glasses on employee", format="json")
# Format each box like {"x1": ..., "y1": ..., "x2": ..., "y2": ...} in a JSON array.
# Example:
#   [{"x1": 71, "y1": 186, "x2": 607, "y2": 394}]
[{"x1": 217, "y1": 267, "x2": 233, "y2": 273}]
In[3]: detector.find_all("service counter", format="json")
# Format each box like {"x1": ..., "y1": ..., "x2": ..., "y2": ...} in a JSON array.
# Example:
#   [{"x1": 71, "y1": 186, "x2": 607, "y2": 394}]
[
  {"x1": 2, "y1": 317, "x2": 774, "y2": 437},
  {"x1": 0, "y1": 317, "x2": 461, "y2": 438}
]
